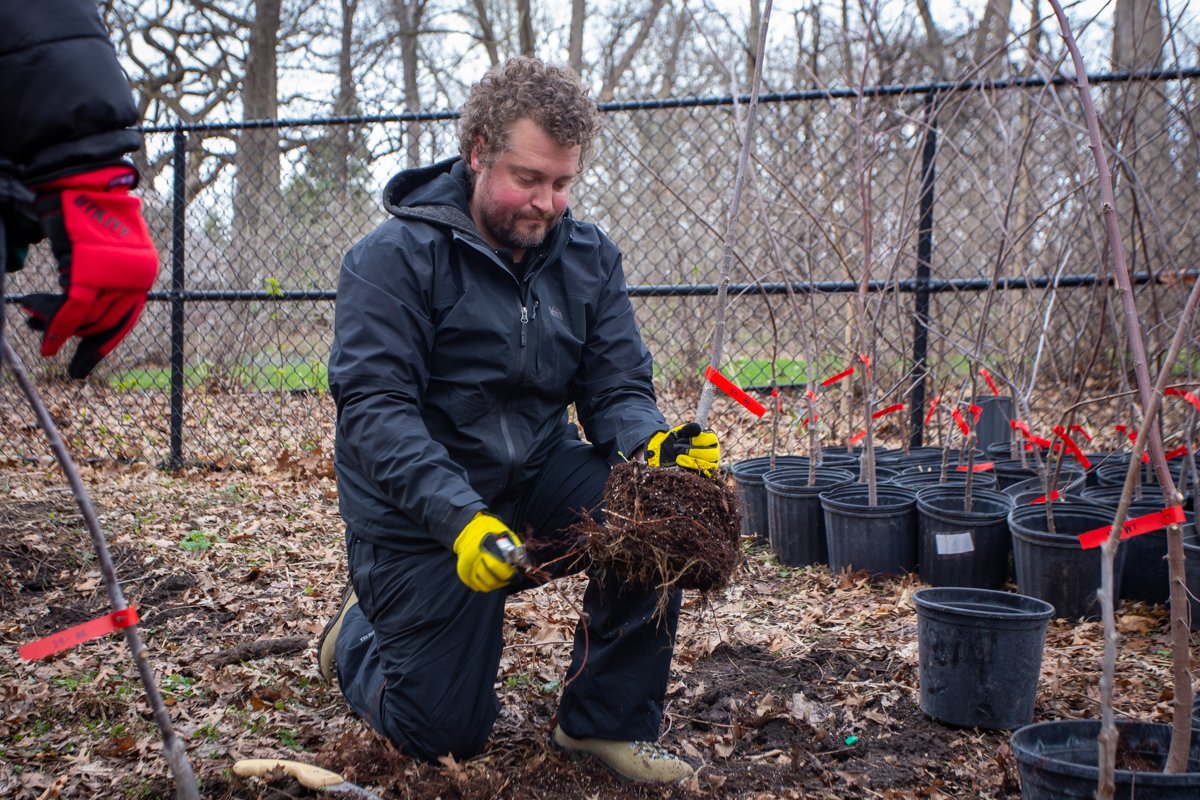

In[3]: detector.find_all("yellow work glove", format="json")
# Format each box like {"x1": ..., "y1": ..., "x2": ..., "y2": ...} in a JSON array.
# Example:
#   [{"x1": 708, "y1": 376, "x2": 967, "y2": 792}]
[
  {"x1": 645, "y1": 422, "x2": 721, "y2": 476},
  {"x1": 452, "y1": 512, "x2": 526, "y2": 592}
]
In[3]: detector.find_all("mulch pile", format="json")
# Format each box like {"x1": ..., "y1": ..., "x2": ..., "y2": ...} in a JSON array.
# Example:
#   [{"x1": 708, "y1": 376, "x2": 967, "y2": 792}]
[{"x1": 575, "y1": 462, "x2": 742, "y2": 592}]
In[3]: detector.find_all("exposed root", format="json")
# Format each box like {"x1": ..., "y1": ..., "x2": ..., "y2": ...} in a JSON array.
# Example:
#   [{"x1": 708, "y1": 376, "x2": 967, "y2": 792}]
[{"x1": 574, "y1": 462, "x2": 742, "y2": 593}]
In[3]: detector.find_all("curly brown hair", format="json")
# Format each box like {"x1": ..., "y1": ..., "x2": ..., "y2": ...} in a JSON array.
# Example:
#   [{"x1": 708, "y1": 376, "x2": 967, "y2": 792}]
[{"x1": 458, "y1": 57, "x2": 602, "y2": 182}]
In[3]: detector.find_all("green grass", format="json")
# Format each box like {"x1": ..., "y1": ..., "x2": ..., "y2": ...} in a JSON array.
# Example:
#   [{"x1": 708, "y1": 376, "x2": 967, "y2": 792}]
[
  {"x1": 108, "y1": 362, "x2": 328, "y2": 392},
  {"x1": 728, "y1": 357, "x2": 844, "y2": 388}
]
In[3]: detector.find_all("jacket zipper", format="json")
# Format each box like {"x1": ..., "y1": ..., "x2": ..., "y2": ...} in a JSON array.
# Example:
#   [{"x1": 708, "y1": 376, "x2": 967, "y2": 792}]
[{"x1": 456, "y1": 231, "x2": 561, "y2": 497}]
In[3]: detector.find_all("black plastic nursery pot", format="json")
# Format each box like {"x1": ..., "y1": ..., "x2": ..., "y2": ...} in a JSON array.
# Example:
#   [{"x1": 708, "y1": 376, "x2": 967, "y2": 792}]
[
  {"x1": 877, "y1": 447, "x2": 985, "y2": 469},
  {"x1": 1187, "y1": 538, "x2": 1200, "y2": 632},
  {"x1": 1004, "y1": 474, "x2": 1088, "y2": 502},
  {"x1": 820, "y1": 445, "x2": 893, "y2": 463},
  {"x1": 1010, "y1": 720, "x2": 1200, "y2": 799},
  {"x1": 820, "y1": 484, "x2": 918, "y2": 577},
  {"x1": 973, "y1": 395, "x2": 1014, "y2": 453},
  {"x1": 764, "y1": 467, "x2": 857, "y2": 567},
  {"x1": 990, "y1": 458, "x2": 1043, "y2": 491},
  {"x1": 916, "y1": 486, "x2": 1014, "y2": 589},
  {"x1": 731, "y1": 456, "x2": 811, "y2": 545},
  {"x1": 892, "y1": 468, "x2": 999, "y2": 492},
  {"x1": 913, "y1": 587, "x2": 1053, "y2": 729},
  {"x1": 1009, "y1": 502, "x2": 1128, "y2": 619},
  {"x1": 1096, "y1": 458, "x2": 1197, "y2": 489}
]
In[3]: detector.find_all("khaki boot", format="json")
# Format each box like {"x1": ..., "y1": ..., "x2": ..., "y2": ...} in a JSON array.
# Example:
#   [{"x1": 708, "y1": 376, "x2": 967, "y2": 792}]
[
  {"x1": 551, "y1": 725, "x2": 694, "y2": 784},
  {"x1": 316, "y1": 585, "x2": 358, "y2": 684}
]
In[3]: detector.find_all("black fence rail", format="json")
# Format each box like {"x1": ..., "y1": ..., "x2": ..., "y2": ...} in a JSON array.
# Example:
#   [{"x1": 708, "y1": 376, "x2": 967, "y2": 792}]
[{"x1": 4, "y1": 69, "x2": 1199, "y2": 467}]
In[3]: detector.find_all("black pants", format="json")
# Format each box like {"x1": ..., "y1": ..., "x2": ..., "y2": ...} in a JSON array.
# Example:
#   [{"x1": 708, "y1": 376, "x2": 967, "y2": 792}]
[{"x1": 334, "y1": 438, "x2": 682, "y2": 761}]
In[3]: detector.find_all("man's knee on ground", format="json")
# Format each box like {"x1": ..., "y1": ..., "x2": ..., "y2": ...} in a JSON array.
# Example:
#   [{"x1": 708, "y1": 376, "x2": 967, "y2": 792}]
[{"x1": 387, "y1": 705, "x2": 495, "y2": 763}]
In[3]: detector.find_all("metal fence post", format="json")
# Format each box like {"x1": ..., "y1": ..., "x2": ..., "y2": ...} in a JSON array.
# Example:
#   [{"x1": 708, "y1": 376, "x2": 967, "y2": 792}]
[
  {"x1": 168, "y1": 128, "x2": 187, "y2": 470},
  {"x1": 909, "y1": 93, "x2": 938, "y2": 448}
]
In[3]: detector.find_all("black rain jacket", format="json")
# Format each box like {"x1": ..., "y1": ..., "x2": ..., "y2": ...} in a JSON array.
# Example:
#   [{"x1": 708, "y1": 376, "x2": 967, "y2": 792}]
[
  {"x1": 0, "y1": 0, "x2": 142, "y2": 273},
  {"x1": 0, "y1": 0, "x2": 141, "y2": 185},
  {"x1": 329, "y1": 157, "x2": 667, "y2": 549}
]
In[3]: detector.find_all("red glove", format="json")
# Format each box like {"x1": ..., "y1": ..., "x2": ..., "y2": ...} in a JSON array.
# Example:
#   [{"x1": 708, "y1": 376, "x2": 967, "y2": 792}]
[{"x1": 21, "y1": 164, "x2": 159, "y2": 379}]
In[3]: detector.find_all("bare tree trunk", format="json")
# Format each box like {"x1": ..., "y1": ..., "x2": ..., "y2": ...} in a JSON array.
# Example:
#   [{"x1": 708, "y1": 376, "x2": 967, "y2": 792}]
[
  {"x1": 914, "y1": 0, "x2": 947, "y2": 75},
  {"x1": 658, "y1": 9, "x2": 689, "y2": 98},
  {"x1": 839, "y1": 0, "x2": 854, "y2": 85},
  {"x1": 973, "y1": 0, "x2": 1013, "y2": 71},
  {"x1": 568, "y1": 0, "x2": 585, "y2": 74},
  {"x1": 748, "y1": 0, "x2": 761, "y2": 89},
  {"x1": 517, "y1": 0, "x2": 535, "y2": 56},
  {"x1": 390, "y1": 0, "x2": 427, "y2": 168},
  {"x1": 1113, "y1": 0, "x2": 1164, "y2": 69},
  {"x1": 598, "y1": 0, "x2": 669, "y2": 101},
  {"x1": 334, "y1": 0, "x2": 359, "y2": 216},
  {"x1": 471, "y1": 0, "x2": 501, "y2": 67},
  {"x1": 230, "y1": 0, "x2": 282, "y2": 373}
]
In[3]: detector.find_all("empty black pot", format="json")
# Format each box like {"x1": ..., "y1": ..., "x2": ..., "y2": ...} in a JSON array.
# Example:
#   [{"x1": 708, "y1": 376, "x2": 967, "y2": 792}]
[
  {"x1": 973, "y1": 395, "x2": 1014, "y2": 453},
  {"x1": 914, "y1": 587, "x2": 1053, "y2": 729}
]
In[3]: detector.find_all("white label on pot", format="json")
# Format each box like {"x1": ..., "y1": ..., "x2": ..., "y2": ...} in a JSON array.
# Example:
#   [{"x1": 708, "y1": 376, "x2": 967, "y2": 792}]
[{"x1": 936, "y1": 531, "x2": 975, "y2": 555}]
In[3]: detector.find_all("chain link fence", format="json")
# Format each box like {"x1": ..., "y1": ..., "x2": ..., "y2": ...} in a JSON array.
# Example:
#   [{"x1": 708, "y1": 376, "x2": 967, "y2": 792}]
[{"x1": 3, "y1": 71, "x2": 1199, "y2": 468}]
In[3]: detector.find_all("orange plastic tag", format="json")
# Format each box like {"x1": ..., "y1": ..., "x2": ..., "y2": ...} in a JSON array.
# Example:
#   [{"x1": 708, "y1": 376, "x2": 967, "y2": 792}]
[
  {"x1": 704, "y1": 366, "x2": 766, "y2": 418},
  {"x1": 1078, "y1": 506, "x2": 1186, "y2": 549},
  {"x1": 20, "y1": 607, "x2": 139, "y2": 661}
]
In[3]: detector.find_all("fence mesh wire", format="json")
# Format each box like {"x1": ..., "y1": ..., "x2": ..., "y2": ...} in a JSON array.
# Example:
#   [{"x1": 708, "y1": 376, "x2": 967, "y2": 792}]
[{"x1": 3, "y1": 75, "x2": 1199, "y2": 467}]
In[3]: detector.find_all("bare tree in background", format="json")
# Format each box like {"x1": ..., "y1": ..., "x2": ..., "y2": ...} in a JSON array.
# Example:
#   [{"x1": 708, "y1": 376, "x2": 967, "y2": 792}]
[
  {"x1": 517, "y1": 0, "x2": 535, "y2": 55},
  {"x1": 568, "y1": 0, "x2": 586, "y2": 73},
  {"x1": 596, "y1": 0, "x2": 670, "y2": 100},
  {"x1": 1113, "y1": 0, "x2": 1165, "y2": 70},
  {"x1": 973, "y1": 0, "x2": 1013, "y2": 73},
  {"x1": 388, "y1": 0, "x2": 431, "y2": 167}
]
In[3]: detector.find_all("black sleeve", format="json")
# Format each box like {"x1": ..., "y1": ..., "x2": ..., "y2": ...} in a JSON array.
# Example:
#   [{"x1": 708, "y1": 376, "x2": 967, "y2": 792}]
[{"x1": 0, "y1": 0, "x2": 142, "y2": 183}]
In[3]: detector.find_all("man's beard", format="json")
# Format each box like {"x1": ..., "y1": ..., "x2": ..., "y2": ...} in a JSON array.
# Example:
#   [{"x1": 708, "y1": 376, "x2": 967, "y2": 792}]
[{"x1": 481, "y1": 207, "x2": 561, "y2": 251}]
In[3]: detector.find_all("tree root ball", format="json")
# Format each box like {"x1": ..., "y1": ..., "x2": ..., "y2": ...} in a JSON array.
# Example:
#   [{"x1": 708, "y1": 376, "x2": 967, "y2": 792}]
[{"x1": 574, "y1": 461, "x2": 742, "y2": 592}]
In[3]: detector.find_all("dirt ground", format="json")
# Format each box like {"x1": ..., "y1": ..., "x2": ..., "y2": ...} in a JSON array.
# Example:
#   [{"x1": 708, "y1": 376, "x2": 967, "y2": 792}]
[{"x1": 0, "y1": 459, "x2": 1189, "y2": 799}]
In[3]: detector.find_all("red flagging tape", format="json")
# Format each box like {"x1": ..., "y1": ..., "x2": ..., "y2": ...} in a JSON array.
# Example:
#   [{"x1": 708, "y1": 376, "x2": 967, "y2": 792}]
[
  {"x1": 924, "y1": 395, "x2": 941, "y2": 426},
  {"x1": 20, "y1": 607, "x2": 140, "y2": 661},
  {"x1": 1012, "y1": 419, "x2": 1051, "y2": 448},
  {"x1": 873, "y1": 403, "x2": 905, "y2": 419},
  {"x1": 858, "y1": 353, "x2": 872, "y2": 381},
  {"x1": 1166, "y1": 445, "x2": 1190, "y2": 460},
  {"x1": 951, "y1": 407, "x2": 970, "y2": 436},
  {"x1": 1052, "y1": 425, "x2": 1092, "y2": 470},
  {"x1": 850, "y1": 404, "x2": 905, "y2": 444},
  {"x1": 955, "y1": 461, "x2": 995, "y2": 472},
  {"x1": 821, "y1": 367, "x2": 854, "y2": 387},
  {"x1": 980, "y1": 368, "x2": 999, "y2": 394},
  {"x1": 1070, "y1": 424, "x2": 1093, "y2": 443},
  {"x1": 1078, "y1": 506, "x2": 1187, "y2": 549},
  {"x1": 771, "y1": 387, "x2": 782, "y2": 414},
  {"x1": 704, "y1": 366, "x2": 767, "y2": 418},
  {"x1": 1114, "y1": 425, "x2": 1151, "y2": 463},
  {"x1": 1166, "y1": 387, "x2": 1200, "y2": 412}
]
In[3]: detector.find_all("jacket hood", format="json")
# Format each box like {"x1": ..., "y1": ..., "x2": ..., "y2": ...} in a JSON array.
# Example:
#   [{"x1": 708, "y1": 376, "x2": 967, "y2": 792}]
[{"x1": 381, "y1": 156, "x2": 480, "y2": 238}]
